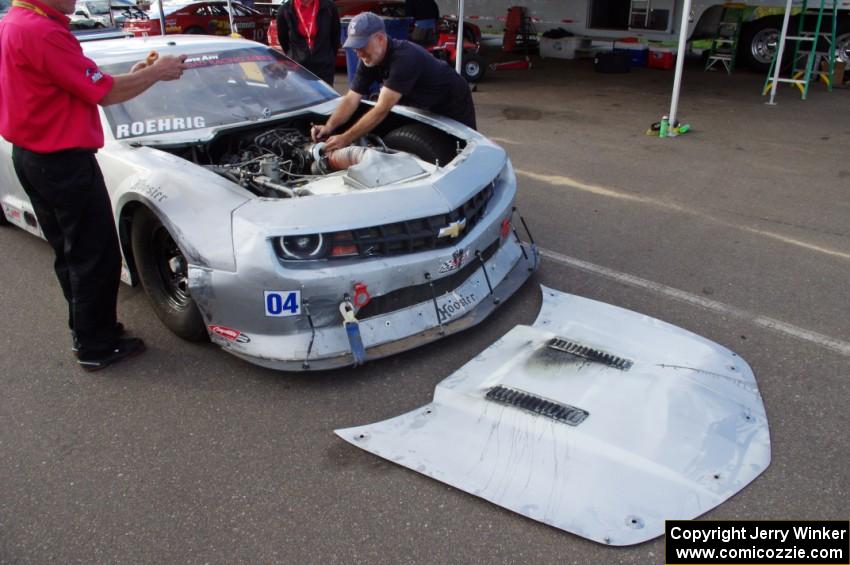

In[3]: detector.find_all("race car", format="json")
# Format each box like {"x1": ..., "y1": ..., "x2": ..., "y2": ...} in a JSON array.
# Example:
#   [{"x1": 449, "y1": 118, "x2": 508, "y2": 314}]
[
  {"x1": 0, "y1": 36, "x2": 538, "y2": 370},
  {"x1": 122, "y1": 1, "x2": 271, "y2": 43}
]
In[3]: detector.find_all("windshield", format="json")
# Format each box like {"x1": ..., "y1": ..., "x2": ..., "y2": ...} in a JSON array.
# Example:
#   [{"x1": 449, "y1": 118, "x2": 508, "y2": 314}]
[{"x1": 100, "y1": 47, "x2": 338, "y2": 140}]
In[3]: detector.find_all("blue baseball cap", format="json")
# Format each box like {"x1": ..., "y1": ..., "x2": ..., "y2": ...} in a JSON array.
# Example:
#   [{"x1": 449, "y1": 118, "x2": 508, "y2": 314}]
[{"x1": 343, "y1": 12, "x2": 386, "y2": 49}]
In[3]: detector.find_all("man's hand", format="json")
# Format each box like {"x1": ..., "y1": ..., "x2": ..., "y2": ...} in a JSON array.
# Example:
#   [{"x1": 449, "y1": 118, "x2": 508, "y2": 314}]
[
  {"x1": 323, "y1": 133, "x2": 350, "y2": 152},
  {"x1": 151, "y1": 54, "x2": 189, "y2": 81},
  {"x1": 311, "y1": 124, "x2": 333, "y2": 142},
  {"x1": 100, "y1": 54, "x2": 189, "y2": 106}
]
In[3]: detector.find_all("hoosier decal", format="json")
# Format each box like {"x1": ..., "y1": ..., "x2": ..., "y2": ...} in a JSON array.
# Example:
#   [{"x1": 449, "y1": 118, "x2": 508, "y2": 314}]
[{"x1": 437, "y1": 292, "x2": 476, "y2": 322}]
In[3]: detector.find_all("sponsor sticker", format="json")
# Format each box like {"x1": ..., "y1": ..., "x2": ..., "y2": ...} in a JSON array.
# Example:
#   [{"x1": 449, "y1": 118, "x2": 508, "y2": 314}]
[
  {"x1": 209, "y1": 324, "x2": 251, "y2": 343},
  {"x1": 115, "y1": 116, "x2": 206, "y2": 139},
  {"x1": 436, "y1": 291, "x2": 477, "y2": 322},
  {"x1": 3, "y1": 204, "x2": 20, "y2": 219},
  {"x1": 184, "y1": 53, "x2": 275, "y2": 69},
  {"x1": 85, "y1": 67, "x2": 104, "y2": 83},
  {"x1": 264, "y1": 290, "x2": 301, "y2": 317},
  {"x1": 438, "y1": 249, "x2": 469, "y2": 274}
]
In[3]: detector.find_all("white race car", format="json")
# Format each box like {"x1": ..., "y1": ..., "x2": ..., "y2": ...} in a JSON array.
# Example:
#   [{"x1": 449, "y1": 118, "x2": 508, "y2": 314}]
[{"x1": 0, "y1": 36, "x2": 538, "y2": 370}]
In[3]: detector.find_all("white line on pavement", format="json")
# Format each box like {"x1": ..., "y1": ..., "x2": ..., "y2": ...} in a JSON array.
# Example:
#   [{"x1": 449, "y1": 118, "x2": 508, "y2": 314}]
[
  {"x1": 518, "y1": 170, "x2": 850, "y2": 261},
  {"x1": 540, "y1": 248, "x2": 850, "y2": 357}
]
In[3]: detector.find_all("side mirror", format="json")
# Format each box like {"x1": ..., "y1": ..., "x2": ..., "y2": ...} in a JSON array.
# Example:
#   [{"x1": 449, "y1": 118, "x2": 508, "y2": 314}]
[{"x1": 75, "y1": 10, "x2": 86, "y2": 15}]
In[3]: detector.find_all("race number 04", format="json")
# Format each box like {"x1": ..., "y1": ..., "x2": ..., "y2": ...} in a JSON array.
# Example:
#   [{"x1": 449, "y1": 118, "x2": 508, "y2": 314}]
[{"x1": 264, "y1": 290, "x2": 301, "y2": 317}]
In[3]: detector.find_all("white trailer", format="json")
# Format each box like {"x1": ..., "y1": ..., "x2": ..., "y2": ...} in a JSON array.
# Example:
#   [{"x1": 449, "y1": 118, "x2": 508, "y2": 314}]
[{"x1": 438, "y1": 0, "x2": 850, "y2": 70}]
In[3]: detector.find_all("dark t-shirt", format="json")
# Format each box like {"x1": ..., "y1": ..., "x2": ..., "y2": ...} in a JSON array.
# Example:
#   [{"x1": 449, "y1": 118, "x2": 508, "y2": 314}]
[{"x1": 350, "y1": 39, "x2": 476, "y2": 129}]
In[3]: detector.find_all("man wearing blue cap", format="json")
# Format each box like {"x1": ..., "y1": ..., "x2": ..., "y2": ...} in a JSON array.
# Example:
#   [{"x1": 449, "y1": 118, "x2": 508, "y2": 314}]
[{"x1": 312, "y1": 11, "x2": 476, "y2": 151}]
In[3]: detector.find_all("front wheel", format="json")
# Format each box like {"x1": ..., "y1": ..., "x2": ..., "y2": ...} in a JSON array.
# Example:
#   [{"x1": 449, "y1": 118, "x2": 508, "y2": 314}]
[
  {"x1": 131, "y1": 207, "x2": 208, "y2": 341},
  {"x1": 460, "y1": 52, "x2": 487, "y2": 82}
]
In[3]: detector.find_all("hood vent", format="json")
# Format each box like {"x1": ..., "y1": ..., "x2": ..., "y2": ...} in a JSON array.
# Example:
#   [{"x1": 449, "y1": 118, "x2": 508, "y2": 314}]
[
  {"x1": 547, "y1": 337, "x2": 633, "y2": 370},
  {"x1": 485, "y1": 385, "x2": 589, "y2": 426}
]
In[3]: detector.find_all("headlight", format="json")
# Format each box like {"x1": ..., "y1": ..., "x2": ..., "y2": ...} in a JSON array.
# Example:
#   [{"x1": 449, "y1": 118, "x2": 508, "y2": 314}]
[{"x1": 277, "y1": 234, "x2": 328, "y2": 260}]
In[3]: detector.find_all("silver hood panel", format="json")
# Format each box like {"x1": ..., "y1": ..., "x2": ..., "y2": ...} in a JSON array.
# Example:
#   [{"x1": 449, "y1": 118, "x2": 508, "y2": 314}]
[{"x1": 335, "y1": 286, "x2": 771, "y2": 545}]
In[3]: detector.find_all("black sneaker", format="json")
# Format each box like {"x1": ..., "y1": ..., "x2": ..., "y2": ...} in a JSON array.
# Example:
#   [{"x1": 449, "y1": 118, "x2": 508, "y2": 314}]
[
  {"x1": 71, "y1": 322, "x2": 125, "y2": 353},
  {"x1": 76, "y1": 337, "x2": 145, "y2": 372}
]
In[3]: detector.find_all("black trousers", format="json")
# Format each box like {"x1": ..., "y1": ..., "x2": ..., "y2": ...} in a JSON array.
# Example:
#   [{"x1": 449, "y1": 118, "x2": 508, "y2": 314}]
[{"x1": 12, "y1": 146, "x2": 122, "y2": 352}]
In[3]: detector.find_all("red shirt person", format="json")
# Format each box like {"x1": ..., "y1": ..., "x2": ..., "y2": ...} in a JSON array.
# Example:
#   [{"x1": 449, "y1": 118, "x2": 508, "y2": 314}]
[
  {"x1": 275, "y1": 0, "x2": 340, "y2": 85},
  {"x1": 0, "y1": 0, "x2": 188, "y2": 371}
]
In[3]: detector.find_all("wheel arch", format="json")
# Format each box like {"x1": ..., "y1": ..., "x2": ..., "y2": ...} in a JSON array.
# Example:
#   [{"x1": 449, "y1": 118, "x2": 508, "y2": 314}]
[
  {"x1": 118, "y1": 199, "x2": 145, "y2": 286},
  {"x1": 116, "y1": 195, "x2": 203, "y2": 287}
]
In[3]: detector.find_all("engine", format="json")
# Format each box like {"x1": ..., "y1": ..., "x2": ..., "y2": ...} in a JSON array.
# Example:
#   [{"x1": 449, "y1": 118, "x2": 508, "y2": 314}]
[{"x1": 207, "y1": 127, "x2": 323, "y2": 197}]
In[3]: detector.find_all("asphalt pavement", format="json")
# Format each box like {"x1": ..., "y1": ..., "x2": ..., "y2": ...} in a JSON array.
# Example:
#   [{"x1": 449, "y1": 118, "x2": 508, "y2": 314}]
[{"x1": 1, "y1": 52, "x2": 848, "y2": 564}]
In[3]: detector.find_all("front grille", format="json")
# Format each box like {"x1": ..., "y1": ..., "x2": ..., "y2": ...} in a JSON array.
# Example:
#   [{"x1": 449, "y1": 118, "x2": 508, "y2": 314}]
[
  {"x1": 331, "y1": 182, "x2": 494, "y2": 259},
  {"x1": 357, "y1": 238, "x2": 500, "y2": 319}
]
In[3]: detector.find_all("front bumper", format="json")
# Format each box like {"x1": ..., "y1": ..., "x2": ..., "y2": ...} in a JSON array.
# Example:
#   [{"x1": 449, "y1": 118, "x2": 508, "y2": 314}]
[{"x1": 198, "y1": 236, "x2": 538, "y2": 371}]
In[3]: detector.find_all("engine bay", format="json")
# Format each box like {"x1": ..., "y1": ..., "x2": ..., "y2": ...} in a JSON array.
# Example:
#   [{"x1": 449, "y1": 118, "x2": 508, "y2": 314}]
[{"x1": 160, "y1": 116, "x2": 458, "y2": 199}]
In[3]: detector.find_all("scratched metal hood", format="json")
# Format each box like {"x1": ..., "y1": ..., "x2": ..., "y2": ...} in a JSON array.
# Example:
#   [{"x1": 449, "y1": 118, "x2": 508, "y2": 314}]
[{"x1": 335, "y1": 286, "x2": 771, "y2": 545}]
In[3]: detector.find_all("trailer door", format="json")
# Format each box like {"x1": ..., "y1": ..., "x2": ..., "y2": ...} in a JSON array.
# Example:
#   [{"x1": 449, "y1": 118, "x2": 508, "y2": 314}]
[{"x1": 628, "y1": 0, "x2": 676, "y2": 32}]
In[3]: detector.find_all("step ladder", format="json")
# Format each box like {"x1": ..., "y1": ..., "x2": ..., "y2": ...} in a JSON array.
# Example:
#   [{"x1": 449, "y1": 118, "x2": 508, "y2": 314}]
[
  {"x1": 704, "y1": 4, "x2": 746, "y2": 73},
  {"x1": 763, "y1": 0, "x2": 838, "y2": 102}
]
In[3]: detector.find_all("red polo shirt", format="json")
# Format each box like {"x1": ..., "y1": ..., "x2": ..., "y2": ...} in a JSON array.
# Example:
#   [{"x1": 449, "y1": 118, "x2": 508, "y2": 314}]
[{"x1": 0, "y1": 0, "x2": 115, "y2": 152}]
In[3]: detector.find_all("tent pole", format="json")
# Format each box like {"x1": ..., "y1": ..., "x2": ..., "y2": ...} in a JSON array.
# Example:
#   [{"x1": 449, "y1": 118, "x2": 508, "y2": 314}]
[
  {"x1": 668, "y1": 0, "x2": 693, "y2": 128},
  {"x1": 157, "y1": 0, "x2": 166, "y2": 38},
  {"x1": 227, "y1": 0, "x2": 237, "y2": 37},
  {"x1": 454, "y1": 0, "x2": 465, "y2": 75}
]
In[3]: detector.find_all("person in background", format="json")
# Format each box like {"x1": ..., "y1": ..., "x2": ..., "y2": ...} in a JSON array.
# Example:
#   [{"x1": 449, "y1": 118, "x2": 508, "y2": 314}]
[
  {"x1": 275, "y1": 0, "x2": 340, "y2": 85},
  {"x1": 312, "y1": 12, "x2": 475, "y2": 152},
  {"x1": 0, "y1": 0, "x2": 188, "y2": 371},
  {"x1": 405, "y1": 0, "x2": 439, "y2": 45}
]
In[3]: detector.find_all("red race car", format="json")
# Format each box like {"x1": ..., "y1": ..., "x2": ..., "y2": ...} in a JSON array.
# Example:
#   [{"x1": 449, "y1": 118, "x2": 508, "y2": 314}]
[
  {"x1": 268, "y1": 0, "x2": 481, "y2": 75},
  {"x1": 123, "y1": 1, "x2": 271, "y2": 43}
]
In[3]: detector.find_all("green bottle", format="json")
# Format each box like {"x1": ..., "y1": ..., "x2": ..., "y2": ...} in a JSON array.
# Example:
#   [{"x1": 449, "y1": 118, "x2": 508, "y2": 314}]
[{"x1": 659, "y1": 116, "x2": 669, "y2": 138}]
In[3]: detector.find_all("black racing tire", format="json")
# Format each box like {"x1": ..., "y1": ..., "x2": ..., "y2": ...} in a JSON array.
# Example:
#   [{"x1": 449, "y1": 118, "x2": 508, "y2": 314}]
[
  {"x1": 383, "y1": 123, "x2": 457, "y2": 166},
  {"x1": 739, "y1": 16, "x2": 795, "y2": 72},
  {"x1": 185, "y1": 26, "x2": 205, "y2": 34},
  {"x1": 131, "y1": 207, "x2": 208, "y2": 342},
  {"x1": 460, "y1": 52, "x2": 486, "y2": 83}
]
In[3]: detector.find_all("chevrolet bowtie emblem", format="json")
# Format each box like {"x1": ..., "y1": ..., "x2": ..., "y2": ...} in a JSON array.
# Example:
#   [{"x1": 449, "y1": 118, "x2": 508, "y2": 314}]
[{"x1": 438, "y1": 218, "x2": 467, "y2": 239}]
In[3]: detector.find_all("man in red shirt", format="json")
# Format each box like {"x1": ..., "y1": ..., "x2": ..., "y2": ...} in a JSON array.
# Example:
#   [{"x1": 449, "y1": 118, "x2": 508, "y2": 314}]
[
  {"x1": 275, "y1": 0, "x2": 340, "y2": 85},
  {"x1": 0, "y1": 0, "x2": 188, "y2": 371}
]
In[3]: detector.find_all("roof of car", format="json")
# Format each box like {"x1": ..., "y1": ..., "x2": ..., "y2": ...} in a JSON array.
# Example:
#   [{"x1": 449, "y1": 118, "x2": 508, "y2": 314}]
[{"x1": 82, "y1": 35, "x2": 261, "y2": 64}]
